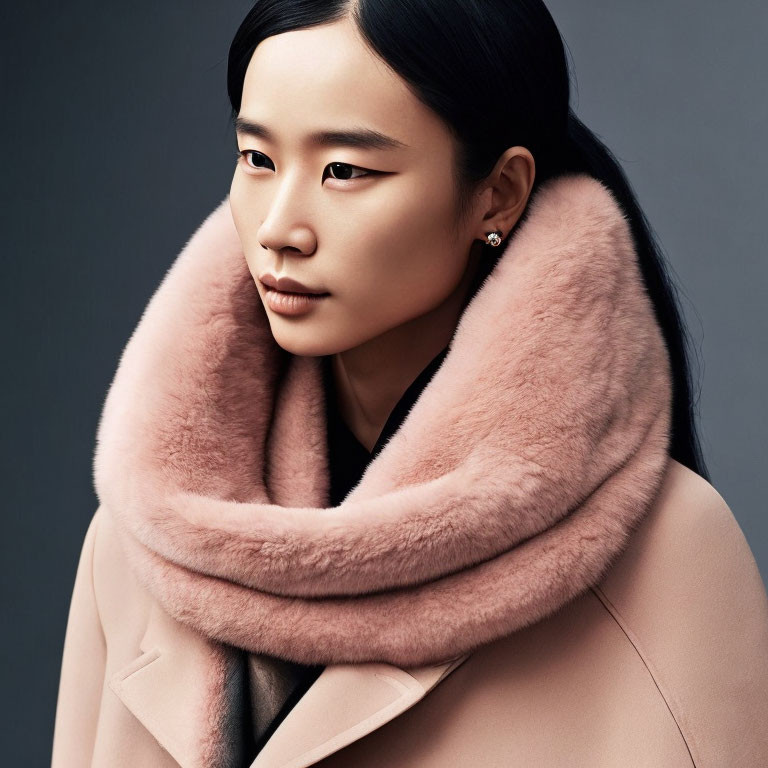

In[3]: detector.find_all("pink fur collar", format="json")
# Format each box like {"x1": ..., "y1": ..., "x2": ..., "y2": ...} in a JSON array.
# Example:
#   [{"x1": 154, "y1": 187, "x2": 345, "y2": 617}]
[{"x1": 93, "y1": 173, "x2": 672, "y2": 667}]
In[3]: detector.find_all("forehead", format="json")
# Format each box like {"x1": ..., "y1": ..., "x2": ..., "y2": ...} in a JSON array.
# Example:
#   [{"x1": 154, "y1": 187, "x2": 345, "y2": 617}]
[{"x1": 239, "y1": 19, "x2": 449, "y2": 151}]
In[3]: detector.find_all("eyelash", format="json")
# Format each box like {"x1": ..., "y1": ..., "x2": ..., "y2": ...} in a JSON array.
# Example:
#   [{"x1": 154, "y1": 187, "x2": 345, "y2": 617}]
[{"x1": 235, "y1": 149, "x2": 374, "y2": 182}]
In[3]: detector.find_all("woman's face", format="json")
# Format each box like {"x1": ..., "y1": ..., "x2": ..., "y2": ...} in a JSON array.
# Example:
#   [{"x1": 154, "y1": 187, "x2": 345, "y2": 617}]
[{"x1": 229, "y1": 17, "x2": 488, "y2": 357}]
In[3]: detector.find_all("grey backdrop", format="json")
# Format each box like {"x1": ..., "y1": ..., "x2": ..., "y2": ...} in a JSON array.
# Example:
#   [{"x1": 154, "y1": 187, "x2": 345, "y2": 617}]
[{"x1": 2, "y1": 2, "x2": 765, "y2": 764}]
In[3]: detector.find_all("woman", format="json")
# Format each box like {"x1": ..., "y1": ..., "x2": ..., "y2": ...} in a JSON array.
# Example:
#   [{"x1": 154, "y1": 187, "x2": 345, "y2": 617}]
[{"x1": 52, "y1": 2, "x2": 768, "y2": 767}]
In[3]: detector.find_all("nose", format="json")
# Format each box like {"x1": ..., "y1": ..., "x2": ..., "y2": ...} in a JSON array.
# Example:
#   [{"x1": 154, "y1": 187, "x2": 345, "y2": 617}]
[{"x1": 256, "y1": 177, "x2": 316, "y2": 256}]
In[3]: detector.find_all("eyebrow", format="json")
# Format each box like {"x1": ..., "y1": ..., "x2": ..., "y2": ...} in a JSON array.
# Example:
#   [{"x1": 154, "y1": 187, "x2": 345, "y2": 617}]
[{"x1": 234, "y1": 116, "x2": 408, "y2": 151}]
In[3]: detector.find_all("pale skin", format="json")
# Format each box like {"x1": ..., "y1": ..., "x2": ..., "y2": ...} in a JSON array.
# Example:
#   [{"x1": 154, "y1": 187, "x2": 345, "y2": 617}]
[{"x1": 230, "y1": 16, "x2": 535, "y2": 453}]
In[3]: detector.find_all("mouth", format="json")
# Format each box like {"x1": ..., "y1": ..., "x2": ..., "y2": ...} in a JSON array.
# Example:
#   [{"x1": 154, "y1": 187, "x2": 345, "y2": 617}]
[
  {"x1": 264, "y1": 287, "x2": 331, "y2": 297},
  {"x1": 258, "y1": 273, "x2": 329, "y2": 295},
  {"x1": 262, "y1": 286, "x2": 331, "y2": 316}
]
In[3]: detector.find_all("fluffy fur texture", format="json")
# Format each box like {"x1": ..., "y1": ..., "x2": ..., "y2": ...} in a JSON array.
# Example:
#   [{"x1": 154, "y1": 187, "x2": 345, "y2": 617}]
[{"x1": 93, "y1": 173, "x2": 672, "y2": 668}]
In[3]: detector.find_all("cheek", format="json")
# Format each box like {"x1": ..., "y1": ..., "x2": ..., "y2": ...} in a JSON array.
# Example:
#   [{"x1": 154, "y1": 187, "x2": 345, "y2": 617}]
[
  {"x1": 229, "y1": 177, "x2": 249, "y2": 251},
  {"x1": 229, "y1": 169, "x2": 247, "y2": 224},
  {"x1": 337, "y1": 203, "x2": 467, "y2": 322},
  {"x1": 228, "y1": 178, "x2": 265, "y2": 276}
]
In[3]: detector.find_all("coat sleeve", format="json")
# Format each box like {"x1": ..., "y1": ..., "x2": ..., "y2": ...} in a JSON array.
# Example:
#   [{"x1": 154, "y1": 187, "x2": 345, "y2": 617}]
[{"x1": 51, "y1": 508, "x2": 107, "y2": 768}]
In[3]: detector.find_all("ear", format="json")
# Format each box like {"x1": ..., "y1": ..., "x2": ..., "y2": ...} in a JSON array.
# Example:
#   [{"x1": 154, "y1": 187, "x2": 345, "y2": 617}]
[{"x1": 475, "y1": 147, "x2": 536, "y2": 243}]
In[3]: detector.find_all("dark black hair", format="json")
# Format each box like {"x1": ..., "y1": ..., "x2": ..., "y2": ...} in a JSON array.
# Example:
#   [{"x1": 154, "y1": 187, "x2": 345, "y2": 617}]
[{"x1": 227, "y1": 0, "x2": 710, "y2": 481}]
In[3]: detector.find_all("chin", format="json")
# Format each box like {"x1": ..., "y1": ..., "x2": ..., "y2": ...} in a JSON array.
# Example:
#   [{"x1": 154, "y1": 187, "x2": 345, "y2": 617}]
[
  {"x1": 266, "y1": 313, "x2": 384, "y2": 358},
  {"x1": 267, "y1": 326, "x2": 336, "y2": 358}
]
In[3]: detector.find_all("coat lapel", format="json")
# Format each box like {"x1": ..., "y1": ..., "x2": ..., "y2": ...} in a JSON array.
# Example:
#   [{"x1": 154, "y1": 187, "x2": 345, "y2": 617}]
[
  {"x1": 107, "y1": 601, "x2": 236, "y2": 768},
  {"x1": 108, "y1": 601, "x2": 470, "y2": 768},
  {"x1": 250, "y1": 653, "x2": 470, "y2": 768}
]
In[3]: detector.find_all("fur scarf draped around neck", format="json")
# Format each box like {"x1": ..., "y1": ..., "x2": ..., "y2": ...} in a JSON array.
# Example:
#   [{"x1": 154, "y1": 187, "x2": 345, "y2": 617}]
[{"x1": 93, "y1": 173, "x2": 672, "y2": 668}]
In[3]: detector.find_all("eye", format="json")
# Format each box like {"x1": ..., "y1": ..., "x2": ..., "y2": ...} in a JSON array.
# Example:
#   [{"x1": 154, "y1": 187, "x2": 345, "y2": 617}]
[
  {"x1": 324, "y1": 162, "x2": 371, "y2": 182},
  {"x1": 236, "y1": 150, "x2": 274, "y2": 172}
]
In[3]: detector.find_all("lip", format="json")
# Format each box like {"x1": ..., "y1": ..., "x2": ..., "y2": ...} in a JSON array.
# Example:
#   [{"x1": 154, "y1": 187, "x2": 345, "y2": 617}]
[
  {"x1": 263, "y1": 287, "x2": 330, "y2": 316},
  {"x1": 259, "y1": 272, "x2": 329, "y2": 295}
]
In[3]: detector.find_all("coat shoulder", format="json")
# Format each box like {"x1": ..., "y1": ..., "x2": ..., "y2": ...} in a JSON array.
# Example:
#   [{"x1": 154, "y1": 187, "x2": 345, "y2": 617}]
[{"x1": 594, "y1": 457, "x2": 768, "y2": 767}]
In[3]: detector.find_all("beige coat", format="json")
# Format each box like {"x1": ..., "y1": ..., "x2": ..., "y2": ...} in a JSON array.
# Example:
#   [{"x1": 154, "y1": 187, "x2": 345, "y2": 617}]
[{"x1": 51, "y1": 458, "x2": 768, "y2": 767}]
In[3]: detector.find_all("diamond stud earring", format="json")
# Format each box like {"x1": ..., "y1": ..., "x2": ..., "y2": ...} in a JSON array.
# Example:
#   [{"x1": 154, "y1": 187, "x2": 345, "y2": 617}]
[{"x1": 485, "y1": 230, "x2": 503, "y2": 247}]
